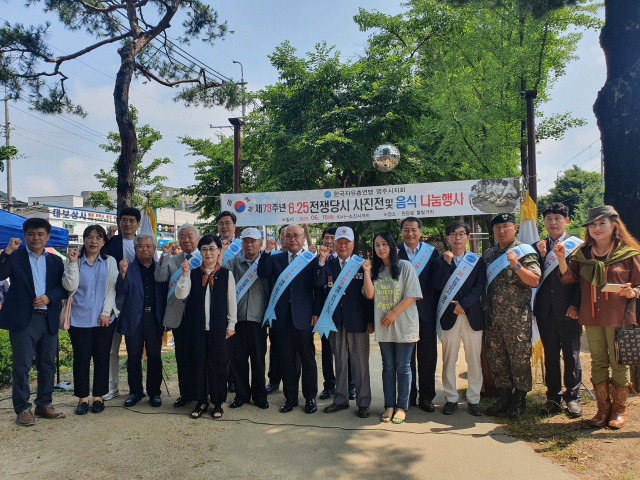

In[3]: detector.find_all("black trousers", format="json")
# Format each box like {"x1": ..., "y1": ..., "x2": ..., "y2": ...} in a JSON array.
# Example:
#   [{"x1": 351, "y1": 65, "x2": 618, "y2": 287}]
[
  {"x1": 172, "y1": 325, "x2": 196, "y2": 402},
  {"x1": 267, "y1": 326, "x2": 282, "y2": 385},
  {"x1": 280, "y1": 308, "x2": 318, "y2": 401},
  {"x1": 321, "y1": 333, "x2": 355, "y2": 391},
  {"x1": 69, "y1": 321, "x2": 117, "y2": 398},
  {"x1": 229, "y1": 321, "x2": 268, "y2": 404},
  {"x1": 410, "y1": 320, "x2": 438, "y2": 404},
  {"x1": 537, "y1": 311, "x2": 582, "y2": 402},
  {"x1": 193, "y1": 330, "x2": 227, "y2": 406},
  {"x1": 125, "y1": 312, "x2": 163, "y2": 397},
  {"x1": 9, "y1": 313, "x2": 58, "y2": 414}
]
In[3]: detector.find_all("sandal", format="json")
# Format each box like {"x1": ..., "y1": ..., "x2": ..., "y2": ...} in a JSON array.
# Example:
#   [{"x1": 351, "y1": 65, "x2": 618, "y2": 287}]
[
  {"x1": 191, "y1": 402, "x2": 209, "y2": 419},
  {"x1": 211, "y1": 405, "x2": 224, "y2": 419},
  {"x1": 381, "y1": 407, "x2": 394, "y2": 423},
  {"x1": 392, "y1": 408, "x2": 406, "y2": 424},
  {"x1": 174, "y1": 396, "x2": 188, "y2": 408}
]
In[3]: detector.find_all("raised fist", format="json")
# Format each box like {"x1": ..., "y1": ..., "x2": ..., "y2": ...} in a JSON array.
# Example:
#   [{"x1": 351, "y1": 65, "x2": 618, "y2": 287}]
[
  {"x1": 319, "y1": 245, "x2": 330, "y2": 262},
  {"x1": 553, "y1": 242, "x2": 566, "y2": 257},
  {"x1": 5, "y1": 238, "x2": 22, "y2": 254},
  {"x1": 161, "y1": 242, "x2": 172, "y2": 255},
  {"x1": 108, "y1": 226, "x2": 118, "y2": 238},
  {"x1": 362, "y1": 259, "x2": 372, "y2": 273},
  {"x1": 309, "y1": 245, "x2": 318, "y2": 254},
  {"x1": 67, "y1": 248, "x2": 78, "y2": 263},
  {"x1": 266, "y1": 238, "x2": 277, "y2": 253},
  {"x1": 119, "y1": 259, "x2": 129, "y2": 278},
  {"x1": 181, "y1": 259, "x2": 189, "y2": 277},
  {"x1": 536, "y1": 240, "x2": 547, "y2": 258},
  {"x1": 506, "y1": 251, "x2": 519, "y2": 268},
  {"x1": 443, "y1": 251, "x2": 454, "y2": 264}
]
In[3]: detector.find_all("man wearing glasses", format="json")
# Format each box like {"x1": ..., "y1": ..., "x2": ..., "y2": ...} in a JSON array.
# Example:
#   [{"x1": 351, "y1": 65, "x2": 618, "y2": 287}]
[
  {"x1": 216, "y1": 211, "x2": 242, "y2": 248},
  {"x1": 433, "y1": 221, "x2": 486, "y2": 416}
]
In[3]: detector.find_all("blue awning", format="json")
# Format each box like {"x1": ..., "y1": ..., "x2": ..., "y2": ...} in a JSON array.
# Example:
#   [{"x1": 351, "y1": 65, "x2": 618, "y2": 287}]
[{"x1": 0, "y1": 210, "x2": 69, "y2": 249}]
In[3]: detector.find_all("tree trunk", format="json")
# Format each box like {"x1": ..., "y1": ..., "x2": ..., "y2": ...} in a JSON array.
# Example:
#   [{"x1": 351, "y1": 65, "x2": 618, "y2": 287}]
[
  {"x1": 593, "y1": 0, "x2": 640, "y2": 391},
  {"x1": 114, "y1": 43, "x2": 138, "y2": 213}
]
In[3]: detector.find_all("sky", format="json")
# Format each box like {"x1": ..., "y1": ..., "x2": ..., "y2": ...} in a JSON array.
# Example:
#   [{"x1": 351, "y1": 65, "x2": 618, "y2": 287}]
[{"x1": 1, "y1": 1, "x2": 605, "y2": 202}]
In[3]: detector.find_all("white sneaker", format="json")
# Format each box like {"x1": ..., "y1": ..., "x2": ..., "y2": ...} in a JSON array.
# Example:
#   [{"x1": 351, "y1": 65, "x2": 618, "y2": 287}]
[{"x1": 103, "y1": 388, "x2": 120, "y2": 401}]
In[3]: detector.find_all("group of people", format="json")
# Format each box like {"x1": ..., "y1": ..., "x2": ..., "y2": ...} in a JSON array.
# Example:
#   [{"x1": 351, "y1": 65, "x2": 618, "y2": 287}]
[{"x1": 1, "y1": 202, "x2": 638, "y2": 429}]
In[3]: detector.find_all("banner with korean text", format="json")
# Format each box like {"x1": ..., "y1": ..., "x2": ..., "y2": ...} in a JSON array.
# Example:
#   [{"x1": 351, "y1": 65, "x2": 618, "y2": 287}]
[{"x1": 222, "y1": 178, "x2": 521, "y2": 226}]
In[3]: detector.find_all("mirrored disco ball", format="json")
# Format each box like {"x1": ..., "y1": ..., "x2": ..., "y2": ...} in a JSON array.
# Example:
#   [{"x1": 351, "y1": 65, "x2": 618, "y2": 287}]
[{"x1": 372, "y1": 144, "x2": 400, "y2": 172}]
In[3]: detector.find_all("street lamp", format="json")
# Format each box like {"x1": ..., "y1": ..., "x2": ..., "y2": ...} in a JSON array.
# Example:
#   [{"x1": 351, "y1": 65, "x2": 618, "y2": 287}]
[{"x1": 233, "y1": 60, "x2": 245, "y2": 119}]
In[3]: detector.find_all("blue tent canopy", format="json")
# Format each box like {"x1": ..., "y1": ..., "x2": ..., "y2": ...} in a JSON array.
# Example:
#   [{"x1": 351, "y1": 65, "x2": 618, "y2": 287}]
[{"x1": 0, "y1": 210, "x2": 69, "y2": 249}]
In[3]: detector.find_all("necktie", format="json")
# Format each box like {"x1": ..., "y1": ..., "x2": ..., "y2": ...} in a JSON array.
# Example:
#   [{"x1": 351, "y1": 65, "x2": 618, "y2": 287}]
[
  {"x1": 186, "y1": 253, "x2": 192, "y2": 260},
  {"x1": 341, "y1": 259, "x2": 346, "y2": 270},
  {"x1": 289, "y1": 253, "x2": 297, "y2": 265}
]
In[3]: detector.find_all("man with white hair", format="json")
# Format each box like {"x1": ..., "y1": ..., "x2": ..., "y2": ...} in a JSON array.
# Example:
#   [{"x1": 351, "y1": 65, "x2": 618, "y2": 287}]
[{"x1": 154, "y1": 223, "x2": 200, "y2": 408}]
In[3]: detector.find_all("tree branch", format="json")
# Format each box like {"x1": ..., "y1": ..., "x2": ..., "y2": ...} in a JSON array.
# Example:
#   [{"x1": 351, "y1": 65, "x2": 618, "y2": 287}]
[
  {"x1": 45, "y1": 31, "x2": 133, "y2": 64},
  {"x1": 76, "y1": 0, "x2": 148, "y2": 14},
  {"x1": 135, "y1": 63, "x2": 217, "y2": 87}
]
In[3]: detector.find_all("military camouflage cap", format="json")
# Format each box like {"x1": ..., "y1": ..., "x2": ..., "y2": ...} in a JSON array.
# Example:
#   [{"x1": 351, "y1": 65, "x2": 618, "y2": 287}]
[{"x1": 490, "y1": 212, "x2": 516, "y2": 228}]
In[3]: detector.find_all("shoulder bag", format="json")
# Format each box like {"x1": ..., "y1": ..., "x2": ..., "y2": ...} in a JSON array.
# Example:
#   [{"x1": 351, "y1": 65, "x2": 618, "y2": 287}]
[{"x1": 614, "y1": 299, "x2": 640, "y2": 366}]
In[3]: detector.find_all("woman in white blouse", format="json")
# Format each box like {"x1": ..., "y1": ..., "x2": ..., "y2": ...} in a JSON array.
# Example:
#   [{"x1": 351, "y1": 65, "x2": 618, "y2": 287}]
[{"x1": 175, "y1": 235, "x2": 236, "y2": 419}]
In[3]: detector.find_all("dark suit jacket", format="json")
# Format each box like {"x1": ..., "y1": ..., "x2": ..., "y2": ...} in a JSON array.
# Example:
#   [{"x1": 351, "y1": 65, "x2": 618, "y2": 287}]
[
  {"x1": 433, "y1": 255, "x2": 487, "y2": 331},
  {"x1": 398, "y1": 242, "x2": 449, "y2": 325},
  {"x1": 313, "y1": 256, "x2": 373, "y2": 333},
  {"x1": 116, "y1": 258, "x2": 167, "y2": 336},
  {"x1": 0, "y1": 248, "x2": 67, "y2": 334},
  {"x1": 106, "y1": 234, "x2": 125, "y2": 265},
  {"x1": 532, "y1": 239, "x2": 581, "y2": 319},
  {"x1": 257, "y1": 250, "x2": 324, "y2": 331}
]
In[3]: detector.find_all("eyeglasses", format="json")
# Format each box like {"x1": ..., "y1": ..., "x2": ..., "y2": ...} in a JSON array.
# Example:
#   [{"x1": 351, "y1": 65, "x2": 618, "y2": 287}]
[
  {"x1": 448, "y1": 234, "x2": 467, "y2": 239},
  {"x1": 285, "y1": 234, "x2": 304, "y2": 240},
  {"x1": 217, "y1": 221, "x2": 235, "y2": 227},
  {"x1": 200, "y1": 247, "x2": 219, "y2": 253}
]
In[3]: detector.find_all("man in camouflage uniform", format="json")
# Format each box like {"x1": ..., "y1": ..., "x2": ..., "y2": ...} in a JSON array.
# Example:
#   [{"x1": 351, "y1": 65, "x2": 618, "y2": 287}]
[{"x1": 484, "y1": 213, "x2": 541, "y2": 417}]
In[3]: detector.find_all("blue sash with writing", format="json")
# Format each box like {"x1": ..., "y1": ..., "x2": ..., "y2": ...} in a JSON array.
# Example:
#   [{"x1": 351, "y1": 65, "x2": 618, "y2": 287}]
[
  {"x1": 235, "y1": 259, "x2": 259, "y2": 302},
  {"x1": 313, "y1": 256, "x2": 365, "y2": 338},
  {"x1": 262, "y1": 250, "x2": 317, "y2": 327},
  {"x1": 435, "y1": 252, "x2": 481, "y2": 339},
  {"x1": 222, "y1": 241, "x2": 242, "y2": 264},
  {"x1": 410, "y1": 243, "x2": 435, "y2": 276},
  {"x1": 167, "y1": 251, "x2": 202, "y2": 299},
  {"x1": 532, "y1": 236, "x2": 582, "y2": 307},
  {"x1": 486, "y1": 244, "x2": 536, "y2": 290}
]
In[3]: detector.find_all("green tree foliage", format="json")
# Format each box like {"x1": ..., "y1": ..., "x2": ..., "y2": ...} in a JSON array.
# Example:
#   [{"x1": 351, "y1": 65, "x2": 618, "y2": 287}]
[
  {"x1": 89, "y1": 106, "x2": 178, "y2": 211},
  {"x1": 0, "y1": 146, "x2": 18, "y2": 172},
  {"x1": 570, "y1": 181, "x2": 604, "y2": 228},
  {"x1": 538, "y1": 165, "x2": 601, "y2": 216}
]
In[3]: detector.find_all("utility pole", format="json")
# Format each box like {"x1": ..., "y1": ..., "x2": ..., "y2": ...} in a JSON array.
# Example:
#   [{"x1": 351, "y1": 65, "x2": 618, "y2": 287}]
[
  {"x1": 523, "y1": 90, "x2": 538, "y2": 202},
  {"x1": 229, "y1": 117, "x2": 245, "y2": 238},
  {"x1": 4, "y1": 93, "x2": 12, "y2": 212},
  {"x1": 233, "y1": 60, "x2": 246, "y2": 120},
  {"x1": 600, "y1": 148, "x2": 604, "y2": 185}
]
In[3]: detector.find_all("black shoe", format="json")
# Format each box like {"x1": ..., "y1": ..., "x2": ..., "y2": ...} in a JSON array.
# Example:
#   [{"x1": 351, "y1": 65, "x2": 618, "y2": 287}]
[
  {"x1": 254, "y1": 401, "x2": 270, "y2": 410},
  {"x1": 265, "y1": 383, "x2": 280, "y2": 395},
  {"x1": 124, "y1": 393, "x2": 144, "y2": 407},
  {"x1": 540, "y1": 399, "x2": 563, "y2": 416},
  {"x1": 230, "y1": 399, "x2": 245, "y2": 409},
  {"x1": 467, "y1": 403, "x2": 483, "y2": 416},
  {"x1": 565, "y1": 399, "x2": 583, "y2": 418},
  {"x1": 486, "y1": 389, "x2": 513, "y2": 417},
  {"x1": 349, "y1": 389, "x2": 356, "y2": 401},
  {"x1": 305, "y1": 398, "x2": 318, "y2": 414},
  {"x1": 506, "y1": 389, "x2": 527, "y2": 418},
  {"x1": 173, "y1": 396, "x2": 188, "y2": 408},
  {"x1": 323, "y1": 402, "x2": 349, "y2": 413},
  {"x1": 75, "y1": 402, "x2": 89, "y2": 415},
  {"x1": 419, "y1": 399, "x2": 435, "y2": 412},
  {"x1": 358, "y1": 406, "x2": 370, "y2": 418},
  {"x1": 280, "y1": 399, "x2": 298, "y2": 413},
  {"x1": 442, "y1": 402, "x2": 458, "y2": 415},
  {"x1": 319, "y1": 388, "x2": 335, "y2": 400},
  {"x1": 228, "y1": 381, "x2": 236, "y2": 393},
  {"x1": 91, "y1": 400, "x2": 105, "y2": 414},
  {"x1": 149, "y1": 394, "x2": 162, "y2": 407}
]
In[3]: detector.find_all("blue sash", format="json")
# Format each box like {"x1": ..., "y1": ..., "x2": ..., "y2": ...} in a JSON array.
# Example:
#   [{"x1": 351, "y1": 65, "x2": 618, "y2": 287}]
[
  {"x1": 532, "y1": 236, "x2": 582, "y2": 308},
  {"x1": 262, "y1": 250, "x2": 317, "y2": 327},
  {"x1": 222, "y1": 241, "x2": 242, "y2": 264},
  {"x1": 410, "y1": 243, "x2": 435, "y2": 276},
  {"x1": 486, "y1": 244, "x2": 536, "y2": 290},
  {"x1": 435, "y1": 252, "x2": 481, "y2": 339},
  {"x1": 167, "y1": 251, "x2": 202, "y2": 299},
  {"x1": 235, "y1": 259, "x2": 259, "y2": 302},
  {"x1": 313, "y1": 256, "x2": 365, "y2": 338}
]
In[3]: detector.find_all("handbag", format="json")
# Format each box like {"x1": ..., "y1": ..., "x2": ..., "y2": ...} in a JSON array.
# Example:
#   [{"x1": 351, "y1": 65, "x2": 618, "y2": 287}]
[{"x1": 614, "y1": 299, "x2": 640, "y2": 366}]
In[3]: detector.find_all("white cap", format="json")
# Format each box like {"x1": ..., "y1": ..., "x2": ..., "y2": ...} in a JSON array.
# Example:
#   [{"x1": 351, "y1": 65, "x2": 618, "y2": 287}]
[
  {"x1": 335, "y1": 227, "x2": 354, "y2": 242},
  {"x1": 241, "y1": 227, "x2": 262, "y2": 240}
]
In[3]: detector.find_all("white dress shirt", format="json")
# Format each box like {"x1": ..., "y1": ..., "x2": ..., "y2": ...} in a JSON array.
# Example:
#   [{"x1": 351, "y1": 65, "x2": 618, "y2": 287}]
[{"x1": 404, "y1": 243, "x2": 421, "y2": 262}]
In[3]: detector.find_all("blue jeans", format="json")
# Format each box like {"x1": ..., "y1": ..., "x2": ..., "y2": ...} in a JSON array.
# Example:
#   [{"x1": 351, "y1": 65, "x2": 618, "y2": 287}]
[{"x1": 379, "y1": 342, "x2": 415, "y2": 410}]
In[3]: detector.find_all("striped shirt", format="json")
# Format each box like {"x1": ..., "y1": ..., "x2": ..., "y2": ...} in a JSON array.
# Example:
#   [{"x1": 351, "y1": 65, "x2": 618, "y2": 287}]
[{"x1": 70, "y1": 255, "x2": 108, "y2": 328}]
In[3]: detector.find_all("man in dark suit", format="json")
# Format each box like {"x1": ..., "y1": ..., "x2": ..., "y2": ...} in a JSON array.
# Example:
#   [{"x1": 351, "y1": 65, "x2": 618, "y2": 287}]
[
  {"x1": 397, "y1": 216, "x2": 450, "y2": 412},
  {"x1": 0, "y1": 219, "x2": 68, "y2": 426},
  {"x1": 315, "y1": 227, "x2": 374, "y2": 418},
  {"x1": 433, "y1": 221, "x2": 486, "y2": 416},
  {"x1": 116, "y1": 234, "x2": 168, "y2": 408},
  {"x1": 257, "y1": 224, "x2": 324, "y2": 414},
  {"x1": 104, "y1": 207, "x2": 141, "y2": 401},
  {"x1": 533, "y1": 202, "x2": 582, "y2": 418}
]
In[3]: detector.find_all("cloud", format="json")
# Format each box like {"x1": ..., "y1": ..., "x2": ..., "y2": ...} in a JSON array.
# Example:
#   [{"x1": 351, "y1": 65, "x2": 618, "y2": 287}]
[{"x1": 24, "y1": 176, "x2": 59, "y2": 196}]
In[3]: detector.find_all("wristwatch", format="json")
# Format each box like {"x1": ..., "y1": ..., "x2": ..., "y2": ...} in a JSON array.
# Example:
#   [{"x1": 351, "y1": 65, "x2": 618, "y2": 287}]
[{"x1": 512, "y1": 263, "x2": 522, "y2": 271}]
